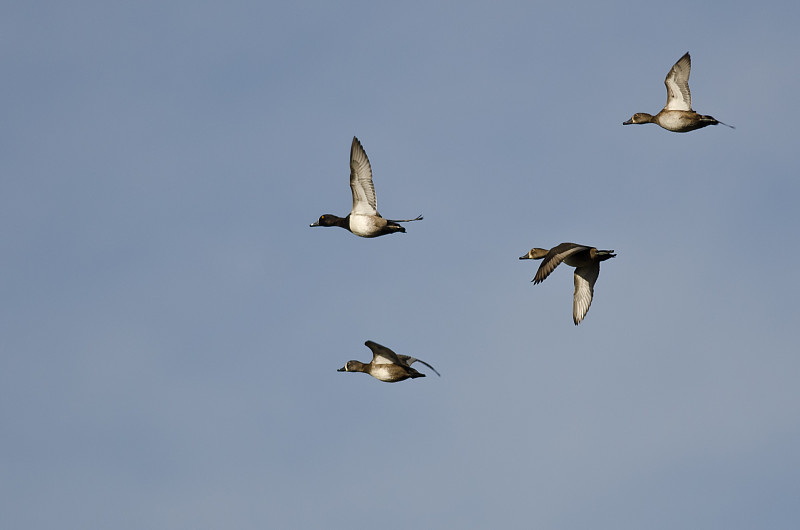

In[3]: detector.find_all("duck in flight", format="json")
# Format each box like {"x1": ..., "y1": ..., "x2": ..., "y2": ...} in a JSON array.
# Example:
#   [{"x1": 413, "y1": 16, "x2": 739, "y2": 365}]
[
  {"x1": 520, "y1": 243, "x2": 616, "y2": 325},
  {"x1": 337, "y1": 340, "x2": 440, "y2": 383},
  {"x1": 310, "y1": 136, "x2": 422, "y2": 237},
  {"x1": 623, "y1": 52, "x2": 734, "y2": 132}
]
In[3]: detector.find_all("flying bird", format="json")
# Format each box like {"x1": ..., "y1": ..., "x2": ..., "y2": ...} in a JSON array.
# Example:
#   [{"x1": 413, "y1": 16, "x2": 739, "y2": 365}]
[
  {"x1": 623, "y1": 52, "x2": 733, "y2": 132},
  {"x1": 310, "y1": 136, "x2": 422, "y2": 237},
  {"x1": 337, "y1": 340, "x2": 440, "y2": 383},
  {"x1": 520, "y1": 243, "x2": 616, "y2": 325}
]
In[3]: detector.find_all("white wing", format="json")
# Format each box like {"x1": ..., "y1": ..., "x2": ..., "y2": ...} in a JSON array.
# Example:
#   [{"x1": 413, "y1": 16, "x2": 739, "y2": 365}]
[
  {"x1": 350, "y1": 137, "x2": 378, "y2": 216},
  {"x1": 573, "y1": 263, "x2": 600, "y2": 325},
  {"x1": 664, "y1": 52, "x2": 692, "y2": 111}
]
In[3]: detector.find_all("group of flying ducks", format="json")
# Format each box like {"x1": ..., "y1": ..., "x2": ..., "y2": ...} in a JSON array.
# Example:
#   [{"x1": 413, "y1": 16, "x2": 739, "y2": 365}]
[{"x1": 312, "y1": 52, "x2": 732, "y2": 382}]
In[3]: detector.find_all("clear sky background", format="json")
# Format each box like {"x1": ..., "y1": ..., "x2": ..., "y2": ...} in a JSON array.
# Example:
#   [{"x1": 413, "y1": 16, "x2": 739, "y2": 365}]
[{"x1": 2, "y1": 1, "x2": 799, "y2": 529}]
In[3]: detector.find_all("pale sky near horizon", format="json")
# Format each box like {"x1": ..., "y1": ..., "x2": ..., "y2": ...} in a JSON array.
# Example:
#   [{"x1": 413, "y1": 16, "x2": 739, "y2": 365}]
[{"x1": 2, "y1": 2, "x2": 800, "y2": 529}]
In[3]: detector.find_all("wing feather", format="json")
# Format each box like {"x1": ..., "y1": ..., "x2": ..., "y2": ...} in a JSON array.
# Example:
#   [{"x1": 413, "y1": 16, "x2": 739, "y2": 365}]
[
  {"x1": 350, "y1": 137, "x2": 378, "y2": 216},
  {"x1": 398, "y1": 354, "x2": 441, "y2": 376},
  {"x1": 534, "y1": 243, "x2": 588, "y2": 284},
  {"x1": 664, "y1": 52, "x2": 692, "y2": 111},
  {"x1": 365, "y1": 340, "x2": 401, "y2": 365},
  {"x1": 572, "y1": 263, "x2": 600, "y2": 325}
]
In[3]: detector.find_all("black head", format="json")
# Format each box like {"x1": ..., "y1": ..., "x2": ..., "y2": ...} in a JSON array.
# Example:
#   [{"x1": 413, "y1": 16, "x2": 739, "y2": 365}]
[{"x1": 310, "y1": 214, "x2": 347, "y2": 228}]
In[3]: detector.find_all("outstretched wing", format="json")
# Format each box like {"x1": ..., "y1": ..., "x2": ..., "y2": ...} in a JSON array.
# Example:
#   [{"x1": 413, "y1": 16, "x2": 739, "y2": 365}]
[
  {"x1": 572, "y1": 262, "x2": 600, "y2": 325},
  {"x1": 534, "y1": 243, "x2": 588, "y2": 284},
  {"x1": 350, "y1": 137, "x2": 378, "y2": 216},
  {"x1": 365, "y1": 340, "x2": 401, "y2": 365},
  {"x1": 664, "y1": 52, "x2": 692, "y2": 111}
]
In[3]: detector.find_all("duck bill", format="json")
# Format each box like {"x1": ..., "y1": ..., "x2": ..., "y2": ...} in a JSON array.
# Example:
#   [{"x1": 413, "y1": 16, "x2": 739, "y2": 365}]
[
  {"x1": 622, "y1": 119, "x2": 634, "y2": 125},
  {"x1": 337, "y1": 366, "x2": 346, "y2": 372}
]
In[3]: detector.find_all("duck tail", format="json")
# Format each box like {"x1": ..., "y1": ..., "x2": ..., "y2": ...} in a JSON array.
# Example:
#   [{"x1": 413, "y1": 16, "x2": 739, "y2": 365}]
[
  {"x1": 385, "y1": 222, "x2": 407, "y2": 234},
  {"x1": 705, "y1": 115, "x2": 735, "y2": 129},
  {"x1": 387, "y1": 214, "x2": 423, "y2": 223}
]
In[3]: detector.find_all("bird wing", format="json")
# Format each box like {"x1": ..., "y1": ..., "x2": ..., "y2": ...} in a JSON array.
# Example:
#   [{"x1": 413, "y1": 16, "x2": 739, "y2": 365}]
[
  {"x1": 350, "y1": 137, "x2": 378, "y2": 216},
  {"x1": 572, "y1": 262, "x2": 600, "y2": 325},
  {"x1": 398, "y1": 354, "x2": 441, "y2": 376},
  {"x1": 664, "y1": 52, "x2": 692, "y2": 111},
  {"x1": 533, "y1": 243, "x2": 588, "y2": 284},
  {"x1": 365, "y1": 340, "x2": 401, "y2": 365}
]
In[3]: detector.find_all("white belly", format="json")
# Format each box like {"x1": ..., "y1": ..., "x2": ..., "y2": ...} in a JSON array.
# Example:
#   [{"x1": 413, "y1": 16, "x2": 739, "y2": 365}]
[
  {"x1": 656, "y1": 111, "x2": 697, "y2": 132},
  {"x1": 370, "y1": 365, "x2": 400, "y2": 382},
  {"x1": 349, "y1": 214, "x2": 383, "y2": 237}
]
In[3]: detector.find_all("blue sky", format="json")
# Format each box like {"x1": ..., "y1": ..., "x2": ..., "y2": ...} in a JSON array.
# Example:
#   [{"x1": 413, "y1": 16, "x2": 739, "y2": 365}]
[{"x1": 2, "y1": 1, "x2": 799, "y2": 529}]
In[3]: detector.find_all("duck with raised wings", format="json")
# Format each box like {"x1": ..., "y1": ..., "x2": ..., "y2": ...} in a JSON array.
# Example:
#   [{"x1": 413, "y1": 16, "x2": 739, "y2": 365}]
[
  {"x1": 337, "y1": 340, "x2": 440, "y2": 383},
  {"x1": 310, "y1": 137, "x2": 422, "y2": 237},
  {"x1": 623, "y1": 52, "x2": 733, "y2": 132}
]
